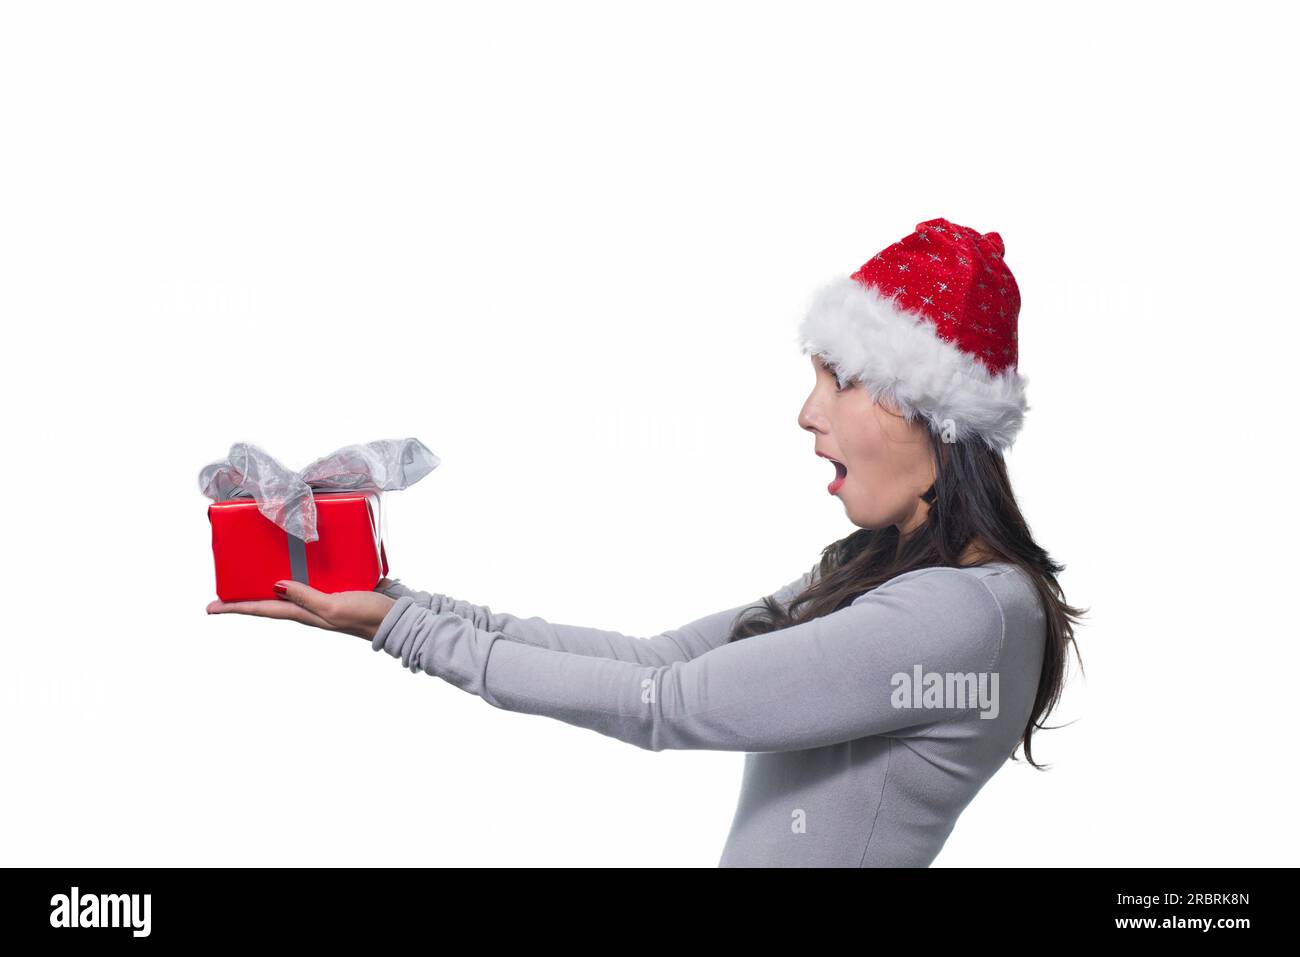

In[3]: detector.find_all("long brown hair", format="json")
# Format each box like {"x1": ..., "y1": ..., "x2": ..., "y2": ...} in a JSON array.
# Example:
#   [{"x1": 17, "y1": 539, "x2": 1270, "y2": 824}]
[{"x1": 726, "y1": 428, "x2": 1087, "y2": 769}]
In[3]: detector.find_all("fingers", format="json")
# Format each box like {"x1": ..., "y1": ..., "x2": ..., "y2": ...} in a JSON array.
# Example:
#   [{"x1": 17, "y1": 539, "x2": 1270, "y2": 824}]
[
  {"x1": 273, "y1": 580, "x2": 337, "y2": 621},
  {"x1": 206, "y1": 581, "x2": 386, "y2": 639},
  {"x1": 207, "y1": 597, "x2": 335, "y2": 630}
]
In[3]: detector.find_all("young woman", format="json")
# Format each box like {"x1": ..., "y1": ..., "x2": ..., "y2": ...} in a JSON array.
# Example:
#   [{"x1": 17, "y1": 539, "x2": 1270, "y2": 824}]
[{"x1": 208, "y1": 217, "x2": 1085, "y2": 867}]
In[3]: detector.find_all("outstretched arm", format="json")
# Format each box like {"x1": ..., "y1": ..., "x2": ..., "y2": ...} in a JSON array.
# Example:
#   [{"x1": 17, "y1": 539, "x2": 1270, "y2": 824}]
[
  {"x1": 369, "y1": 566, "x2": 1005, "y2": 752},
  {"x1": 374, "y1": 567, "x2": 816, "y2": 665}
]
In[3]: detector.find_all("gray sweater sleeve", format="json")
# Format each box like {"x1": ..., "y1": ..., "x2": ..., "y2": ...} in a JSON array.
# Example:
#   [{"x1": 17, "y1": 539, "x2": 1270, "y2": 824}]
[
  {"x1": 374, "y1": 568, "x2": 815, "y2": 665},
  {"x1": 369, "y1": 566, "x2": 1007, "y2": 753}
]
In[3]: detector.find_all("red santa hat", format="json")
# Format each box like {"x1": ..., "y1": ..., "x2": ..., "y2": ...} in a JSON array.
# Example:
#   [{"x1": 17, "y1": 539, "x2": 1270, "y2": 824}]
[{"x1": 796, "y1": 217, "x2": 1029, "y2": 451}]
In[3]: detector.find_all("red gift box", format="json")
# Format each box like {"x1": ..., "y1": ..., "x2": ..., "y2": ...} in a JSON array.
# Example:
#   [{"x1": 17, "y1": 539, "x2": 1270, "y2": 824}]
[{"x1": 208, "y1": 491, "x2": 389, "y2": 602}]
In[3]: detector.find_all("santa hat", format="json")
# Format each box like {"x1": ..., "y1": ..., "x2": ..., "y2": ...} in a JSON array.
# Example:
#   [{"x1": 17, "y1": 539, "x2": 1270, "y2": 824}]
[{"x1": 795, "y1": 217, "x2": 1029, "y2": 451}]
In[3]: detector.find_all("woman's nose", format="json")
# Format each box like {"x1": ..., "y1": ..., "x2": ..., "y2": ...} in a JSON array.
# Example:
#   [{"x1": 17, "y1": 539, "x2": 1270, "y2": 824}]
[{"x1": 798, "y1": 399, "x2": 825, "y2": 434}]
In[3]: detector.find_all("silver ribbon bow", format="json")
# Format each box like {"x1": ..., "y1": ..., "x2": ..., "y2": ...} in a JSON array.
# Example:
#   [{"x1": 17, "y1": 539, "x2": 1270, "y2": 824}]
[{"x1": 198, "y1": 438, "x2": 440, "y2": 544}]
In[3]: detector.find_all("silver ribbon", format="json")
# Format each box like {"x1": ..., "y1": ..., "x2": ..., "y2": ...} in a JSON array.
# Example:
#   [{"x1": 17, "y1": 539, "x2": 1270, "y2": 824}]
[{"x1": 198, "y1": 438, "x2": 438, "y2": 543}]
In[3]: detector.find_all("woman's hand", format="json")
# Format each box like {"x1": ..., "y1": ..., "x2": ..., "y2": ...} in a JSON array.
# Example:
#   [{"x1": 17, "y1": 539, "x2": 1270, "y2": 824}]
[{"x1": 206, "y1": 580, "x2": 398, "y2": 641}]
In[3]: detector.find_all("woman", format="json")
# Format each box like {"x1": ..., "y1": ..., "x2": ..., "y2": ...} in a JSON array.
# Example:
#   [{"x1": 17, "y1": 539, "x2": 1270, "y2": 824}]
[{"x1": 208, "y1": 217, "x2": 1085, "y2": 867}]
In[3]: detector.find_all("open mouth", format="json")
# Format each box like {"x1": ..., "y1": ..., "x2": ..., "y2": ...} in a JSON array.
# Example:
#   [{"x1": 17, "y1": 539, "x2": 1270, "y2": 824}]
[{"x1": 820, "y1": 454, "x2": 848, "y2": 494}]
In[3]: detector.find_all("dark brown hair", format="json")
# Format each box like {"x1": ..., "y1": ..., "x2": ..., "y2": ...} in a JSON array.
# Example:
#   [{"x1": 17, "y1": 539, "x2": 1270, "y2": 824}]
[{"x1": 726, "y1": 425, "x2": 1086, "y2": 770}]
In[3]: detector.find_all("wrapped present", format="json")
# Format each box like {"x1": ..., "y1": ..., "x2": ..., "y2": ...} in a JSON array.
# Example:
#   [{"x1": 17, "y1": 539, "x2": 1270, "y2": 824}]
[{"x1": 199, "y1": 438, "x2": 439, "y2": 602}]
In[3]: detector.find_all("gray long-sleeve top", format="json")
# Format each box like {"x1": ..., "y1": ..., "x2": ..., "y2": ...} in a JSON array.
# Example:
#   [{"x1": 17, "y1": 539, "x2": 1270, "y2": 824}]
[{"x1": 373, "y1": 560, "x2": 1047, "y2": 867}]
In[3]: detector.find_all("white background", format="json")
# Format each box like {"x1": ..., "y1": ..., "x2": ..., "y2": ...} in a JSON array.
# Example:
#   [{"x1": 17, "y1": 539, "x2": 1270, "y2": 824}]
[{"x1": 2, "y1": 0, "x2": 1296, "y2": 867}]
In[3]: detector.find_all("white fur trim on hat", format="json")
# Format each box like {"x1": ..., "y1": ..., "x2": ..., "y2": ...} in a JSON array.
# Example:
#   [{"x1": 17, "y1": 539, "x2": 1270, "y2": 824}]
[{"x1": 794, "y1": 275, "x2": 1029, "y2": 451}]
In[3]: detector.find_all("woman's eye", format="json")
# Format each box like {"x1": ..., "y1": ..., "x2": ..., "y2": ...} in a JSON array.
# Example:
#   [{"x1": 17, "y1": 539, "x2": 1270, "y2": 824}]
[{"x1": 819, "y1": 362, "x2": 847, "y2": 392}]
